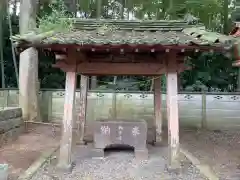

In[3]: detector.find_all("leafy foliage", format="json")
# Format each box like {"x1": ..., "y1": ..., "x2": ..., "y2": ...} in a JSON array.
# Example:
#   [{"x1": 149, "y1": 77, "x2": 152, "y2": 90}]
[
  {"x1": 37, "y1": 0, "x2": 74, "y2": 33},
  {"x1": 181, "y1": 53, "x2": 237, "y2": 92},
  {"x1": 0, "y1": 0, "x2": 238, "y2": 92},
  {"x1": 1, "y1": 15, "x2": 19, "y2": 88}
]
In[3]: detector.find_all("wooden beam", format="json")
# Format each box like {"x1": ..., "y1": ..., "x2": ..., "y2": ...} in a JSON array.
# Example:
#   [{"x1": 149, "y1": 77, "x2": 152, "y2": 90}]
[
  {"x1": 53, "y1": 61, "x2": 190, "y2": 75},
  {"x1": 153, "y1": 76, "x2": 162, "y2": 145},
  {"x1": 38, "y1": 44, "x2": 224, "y2": 53},
  {"x1": 166, "y1": 56, "x2": 180, "y2": 169},
  {"x1": 53, "y1": 62, "x2": 166, "y2": 75},
  {"x1": 77, "y1": 75, "x2": 88, "y2": 144},
  {"x1": 55, "y1": 54, "x2": 67, "y2": 60},
  {"x1": 77, "y1": 62, "x2": 166, "y2": 75},
  {"x1": 52, "y1": 61, "x2": 76, "y2": 72},
  {"x1": 54, "y1": 49, "x2": 87, "y2": 64},
  {"x1": 58, "y1": 71, "x2": 77, "y2": 171}
]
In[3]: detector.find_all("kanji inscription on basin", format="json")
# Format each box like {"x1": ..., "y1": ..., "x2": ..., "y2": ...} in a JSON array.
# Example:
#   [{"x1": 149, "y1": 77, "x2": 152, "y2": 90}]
[
  {"x1": 93, "y1": 119, "x2": 148, "y2": 159},
  {"x1": 100, "y1": 125, "x2": 111, "y2": 135}
]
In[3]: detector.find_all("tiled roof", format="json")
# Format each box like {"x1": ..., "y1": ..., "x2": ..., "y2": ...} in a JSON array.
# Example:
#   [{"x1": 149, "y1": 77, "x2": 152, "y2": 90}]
[{"x1": 12, "y1": 19, "x2": 236, "y2": 50}]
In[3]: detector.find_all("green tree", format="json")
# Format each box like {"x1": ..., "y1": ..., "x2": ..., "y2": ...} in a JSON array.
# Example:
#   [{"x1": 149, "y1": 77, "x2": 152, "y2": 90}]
[{"x1": 1, "y1": 0, "x2": 238, "y2": 92}]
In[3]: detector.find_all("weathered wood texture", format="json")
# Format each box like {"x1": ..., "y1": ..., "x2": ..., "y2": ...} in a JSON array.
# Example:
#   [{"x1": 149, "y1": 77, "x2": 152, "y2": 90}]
[
  {"x1": 77, "y1": 75, "x2": 88, "y2": 144},
  {"x1": 58, "y1": 71, "x2": 77, "y2": 169},
  {"x1": 54, "y1": 61, "x2": 188, "y2": 75},
  {"x1": 0, "y1": 108, "x2": 24, "y2": 147},
  {"x1": 41, "y1": 91, "x2": 52, "y2": 121},
  {"x1": 201, "y1": 93, "x2": 207, "y2": 128},
  {"x1": 76, "y1": 62, "x2": 165, "y2": 75},
  {"x1": 154, "y1": 77, "x2": 162, "y2": 144},
  {"x1": 167, "y1": 70, "x2": 180, "y2": 167}
]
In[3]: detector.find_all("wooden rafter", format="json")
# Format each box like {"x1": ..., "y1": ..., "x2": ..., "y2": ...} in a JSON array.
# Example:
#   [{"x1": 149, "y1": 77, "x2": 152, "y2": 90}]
[{"x1": 16, "y1": 44, "x2": 225, "y2": 55}]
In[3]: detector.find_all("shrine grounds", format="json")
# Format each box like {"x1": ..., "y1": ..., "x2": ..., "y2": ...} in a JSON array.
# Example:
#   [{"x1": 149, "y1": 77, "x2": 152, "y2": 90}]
[{"x1": 1, "y1": 124, "x2": 240, "y2": 180}]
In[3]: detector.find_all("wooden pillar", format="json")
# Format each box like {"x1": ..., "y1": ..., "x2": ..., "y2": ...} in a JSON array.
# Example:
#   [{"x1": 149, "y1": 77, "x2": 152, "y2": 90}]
[
  {"x1": 111, "y1": 91, "x2": 117, "y2": 119},
  {"x1": 237, "y1": 68, "x2": 240, "y2": 91},
  {"x1": 78, "y1": 75, "x2": 88, "y2": 144},
  {"x1": 153, "y1": 76, "x2": 162, "y2": 145},
  {"x1": 111, "y1": 76, "x2": 117, "y2": 119},
  {"x1": 166, "y1": 59, "x2": 180, "y2": 168},
  {"x1": 58, "y1": 71, "x2": 76, "y2": 170},
  {"x1": 90, "y1": 76, "x2": 97, "y2": 89},
  {"x1": 201, "y1": 92, "x2": 207, "y2": 129}
]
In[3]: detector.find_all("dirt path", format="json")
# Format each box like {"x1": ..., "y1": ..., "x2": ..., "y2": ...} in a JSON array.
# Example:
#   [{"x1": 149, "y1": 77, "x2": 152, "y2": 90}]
[
  {"x1": 180, "y1": 129, "x2": 240, "y2": 180},
  {"x1": 0, "y1": 125, "x2": 60, "y2": 180}
]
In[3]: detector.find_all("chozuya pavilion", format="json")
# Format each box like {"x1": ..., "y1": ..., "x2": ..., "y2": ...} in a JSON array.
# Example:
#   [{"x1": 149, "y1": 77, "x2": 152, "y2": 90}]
[{"x1": 12, "y1": 19, "x2": 237, "y2": 170}]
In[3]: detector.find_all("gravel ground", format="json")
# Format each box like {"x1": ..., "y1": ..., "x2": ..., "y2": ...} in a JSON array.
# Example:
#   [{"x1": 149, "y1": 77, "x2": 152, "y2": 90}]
[
  {"x1": 31, "y1": 145, "x2": 207, "y2": 180},
  {"x1": 180, "y1": 129, "x2": 240, "y2": 180}
]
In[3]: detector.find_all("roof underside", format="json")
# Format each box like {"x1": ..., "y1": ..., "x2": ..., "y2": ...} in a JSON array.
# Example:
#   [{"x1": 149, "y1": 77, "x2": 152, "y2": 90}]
[{"x1": 12, "y1": 19, "x2": 236, "y2": 51}]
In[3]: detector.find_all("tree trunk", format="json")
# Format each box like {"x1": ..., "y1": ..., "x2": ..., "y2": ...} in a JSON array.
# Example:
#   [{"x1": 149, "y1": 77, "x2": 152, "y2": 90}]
[
  {"x1": 12, "y1": 0, "x2": 18, "y2": 17},
  {"x1": 0, "y1": 0, "x2": 6, "y2": 88},
  {"x1": 19, "y1": 0, "x2": 42, "y2": 122},
  {"x1": 7, "y1": 1, "x2": 19, "y2": 87},
  {"x1": 162, "y1": 0, "x2": 168, "y2": 16},
  {"x1": 120, "y1": 0, "x2": 125, "y2": 19},
  {"x1": 223, "y1": 0, "x2": 229, "y2": 34},
  {"x1": 96, "y1": 0, "x2": 102, "y2": 19},
  {"x1": 64, "y1": 0, "x2": 77, "y2": 16},
  {"x1": 150, "y1": 79, "x2": 154, "y2": 91},
  {"x1": 168, "y1": 0, "x2": 174, "y2": 19}
]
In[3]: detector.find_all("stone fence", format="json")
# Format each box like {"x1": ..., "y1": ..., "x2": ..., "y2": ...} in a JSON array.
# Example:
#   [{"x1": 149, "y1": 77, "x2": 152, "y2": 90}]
[
  {"x1": 0, "y1": 108, "x2": 23, "y2": 146},
  {"x1": 1, "y1": 89, "x2": 240, "y2": 139}
]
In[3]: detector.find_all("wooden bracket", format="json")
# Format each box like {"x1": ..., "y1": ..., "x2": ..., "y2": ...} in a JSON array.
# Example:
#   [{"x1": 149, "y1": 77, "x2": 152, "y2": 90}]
[{"x1": 233, "y1": 60, "x2": 240, "y2": 67}]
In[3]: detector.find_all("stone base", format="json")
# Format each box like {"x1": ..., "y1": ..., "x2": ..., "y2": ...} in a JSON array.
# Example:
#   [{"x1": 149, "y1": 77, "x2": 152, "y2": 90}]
[
  {"x1": 91, "y1": 148, "x2": 105, "y2": 158},
  {"x1": 153, "y1": 140, "x2": 163, "y2": 147},
  {"x1": 56, "y1": 162, "x2": 74, "y2": 173},
  {"x1": 75, "y1": 140, "x2": 87, "y2": 145},
  {"x1": 135, "y1": 149, "x2": 148, "y2": 160},
  {"x1": 167, "y1": 146, "x2": 180, "y2": 172},
  {"x1": 154, "y1": 135, "x2": 162, "y2": 146},
  {"x1": 166, "y1": 160, "x2": 181, "y2": 173}
]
